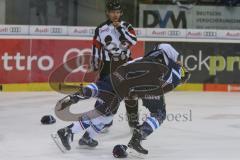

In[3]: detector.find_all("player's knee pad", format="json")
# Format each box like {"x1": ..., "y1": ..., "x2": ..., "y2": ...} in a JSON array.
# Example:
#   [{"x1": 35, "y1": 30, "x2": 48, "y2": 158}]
[
  {"x1": 78, "y1": 111, "x2": 113, "y2": 134},
  {"x1": 90, "y1": 115, "x2": 113, "y2": 133},
  {"x1": 91, "y1": 115, "x2": 113, "y2": 125},
  {"x1": 83, "y1": 83, "x2": 98, "y2": 98}
]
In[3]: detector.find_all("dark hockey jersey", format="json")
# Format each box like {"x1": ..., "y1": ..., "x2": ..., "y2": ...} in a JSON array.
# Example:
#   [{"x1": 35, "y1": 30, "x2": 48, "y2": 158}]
[
  {"x1": 145, "y1": 43, "x2": 182, "y2": 90},
  {"x1": 128, "y1": 43, "x2": 182, "y2": 91}
]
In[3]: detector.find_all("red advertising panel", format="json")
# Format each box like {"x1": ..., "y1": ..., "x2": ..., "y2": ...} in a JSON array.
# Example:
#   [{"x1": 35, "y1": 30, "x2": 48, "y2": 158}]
[
  {"x1": 0, "y1": 39, "x2": 144, "y2": 84},
  {"x1": 0, "y1": 39, "x2": 31, "y2": 83}
]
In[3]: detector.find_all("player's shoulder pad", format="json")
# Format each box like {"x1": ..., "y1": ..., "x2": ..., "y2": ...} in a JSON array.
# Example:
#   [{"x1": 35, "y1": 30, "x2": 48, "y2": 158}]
[{"x1": 95, "y1": 20, "x2": 111, "y2": 35}]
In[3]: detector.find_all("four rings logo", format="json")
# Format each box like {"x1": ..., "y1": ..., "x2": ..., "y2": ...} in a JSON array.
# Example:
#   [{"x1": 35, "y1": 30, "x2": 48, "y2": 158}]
[
  {"x1": 50, "y1": 28, "x2": 62, "y2": 33},
  {"x1": 203, "y1": 31, "x2": 217, "y2": 37},
  {"x1": 9, "y1": 27, "x2": 21, "y2": 33},
  {"x1": 168, "y1": 30, "x2": 181, "y2": 36},
  {"x1": 135, "y1": 29, "x2": 143, "y2": 36}
]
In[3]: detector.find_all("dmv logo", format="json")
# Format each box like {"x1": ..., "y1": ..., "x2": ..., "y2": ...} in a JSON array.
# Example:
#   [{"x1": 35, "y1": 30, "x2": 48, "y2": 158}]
[{"x1": 143, "y1": 10, "x2": 187, "y2": 28}]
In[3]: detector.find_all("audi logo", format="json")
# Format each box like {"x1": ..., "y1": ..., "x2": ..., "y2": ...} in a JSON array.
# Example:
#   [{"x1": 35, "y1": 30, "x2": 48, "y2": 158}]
[
  {"x1": 168, "y1": 31, "x2": 181, "y2": 36},
  {"x1": 50, "y1": 28, "x2": 62, "y2": 33},
  {"x1": 203, "y1": 31, "x2": 217, "y2": 37},
  {"x1": 135, "y1": 30, "x2": 142, "y2": 36},
  {"x1": 89, "y1": 29, "x2": 95, "y2": 34},
  {"x1": 9, "y1": 27, "x2": 21, "y2": 32}
]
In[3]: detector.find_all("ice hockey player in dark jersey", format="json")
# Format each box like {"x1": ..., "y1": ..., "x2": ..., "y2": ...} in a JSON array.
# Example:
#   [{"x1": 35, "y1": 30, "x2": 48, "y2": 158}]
[
  {"x1": 124, "y1": 43, "x2": 190, "y2": 156},
  {"x1": 54, "y1": 43, "x2": 190, "y2": 155},
  {"x1": 108, "y1": 43, "x2": 190, "y2": 157}
]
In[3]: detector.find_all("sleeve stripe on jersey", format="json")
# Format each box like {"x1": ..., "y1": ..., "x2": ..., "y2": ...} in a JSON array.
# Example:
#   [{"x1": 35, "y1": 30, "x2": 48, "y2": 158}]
[
  {"x1": 124, "y1": 30, "x2": 137, "y2": 41},
  {"x1": 92, "y1": 46, "x2": 101, "y2": 70},
  {"x1": 93, "y1": 38, "x2": 101, "y2": 49},
  {"x1": 117, "y1": 27, "x2": 136, "y2": 45},
  {"x1": 123, "y1": 30, "x2": 137, "y2": 45},
  {"x1": 92, "y1": 46, "x2": 97, "y2": 69}
]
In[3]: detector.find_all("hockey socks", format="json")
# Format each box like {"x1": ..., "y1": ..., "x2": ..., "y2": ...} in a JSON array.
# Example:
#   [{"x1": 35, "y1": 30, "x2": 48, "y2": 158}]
[
  {"x1": 68, "y1": 114, "x2": 113, "y2": 135},
  {"x1": 140, "y1": 116, "x2": 160, "y2": 138}
]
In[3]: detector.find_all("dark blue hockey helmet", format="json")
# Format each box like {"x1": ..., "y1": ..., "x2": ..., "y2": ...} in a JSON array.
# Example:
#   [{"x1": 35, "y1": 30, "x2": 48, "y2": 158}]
[
  {"x1": 41, "y1": 115, "x2": 56, "y2": 124},
  {"x1": 112, "y1": 144, "x2": 128, "y2": 158}
]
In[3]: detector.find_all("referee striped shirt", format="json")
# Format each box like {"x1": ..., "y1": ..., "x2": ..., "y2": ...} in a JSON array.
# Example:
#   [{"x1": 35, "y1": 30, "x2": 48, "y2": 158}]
[{"x1": 92, "y1": 20, "x2": 137, "y2": 74}]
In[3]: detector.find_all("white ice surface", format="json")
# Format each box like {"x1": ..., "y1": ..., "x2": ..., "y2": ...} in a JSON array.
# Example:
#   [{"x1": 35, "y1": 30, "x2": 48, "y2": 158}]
[{"x1": 0, "y1": 91, "x2": 240, "y2": 160}]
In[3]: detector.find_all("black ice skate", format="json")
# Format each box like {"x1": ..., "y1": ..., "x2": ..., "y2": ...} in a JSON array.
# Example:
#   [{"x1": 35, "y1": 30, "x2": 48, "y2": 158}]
[
  {"x1": 57, "y1": 127, "x2": 74, "y2": 150},
  {"x1": 128, "y1": 129, "x2": 148, "y2": 155},
  {"x1": 79, "y1": 132, "x2": 98, "y2": 148}
]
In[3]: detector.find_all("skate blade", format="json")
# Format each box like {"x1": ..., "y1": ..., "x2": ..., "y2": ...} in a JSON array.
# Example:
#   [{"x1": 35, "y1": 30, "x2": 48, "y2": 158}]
[
  {"x1": 127, "y1": 148, "x2": 147, "y2": 159},
  {"x1": 51, "y1": 133, "x2": 67, "y2": 153}
]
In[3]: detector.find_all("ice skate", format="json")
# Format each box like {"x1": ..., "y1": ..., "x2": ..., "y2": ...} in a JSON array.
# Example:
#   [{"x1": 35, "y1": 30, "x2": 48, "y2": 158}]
[
  {"x1": 79, "y1": 132, "x2": 98, "y2": 148},
  {"x1": 57, "y1": 127, "x2": 74, "y2": 150},
  {"x1": 128, "y1": 129, "x2": 148, "y2": 155}
]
